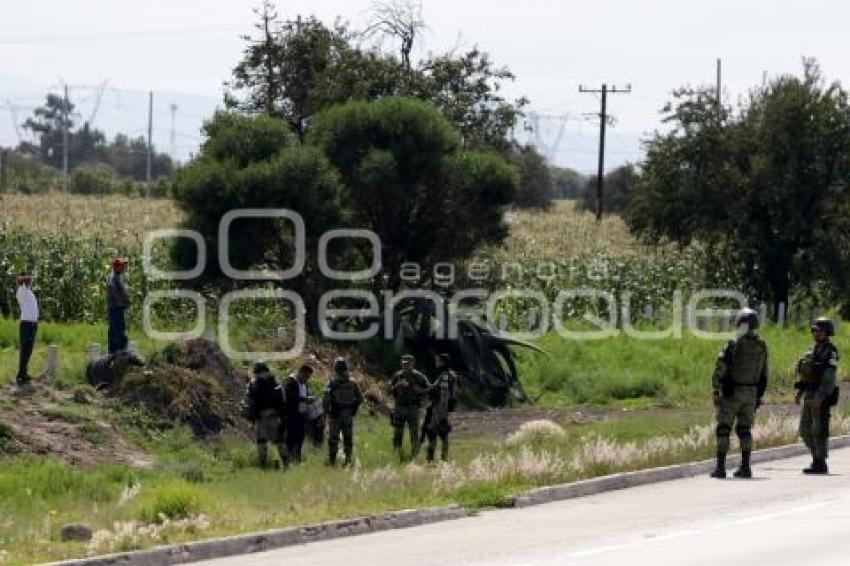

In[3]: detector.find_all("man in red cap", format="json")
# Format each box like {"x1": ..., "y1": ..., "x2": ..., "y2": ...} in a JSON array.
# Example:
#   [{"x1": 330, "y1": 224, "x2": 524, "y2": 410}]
[
  {"x1": 106, "y1": 257, "x2": 130, "y2": 353},
  {"x1": 15, "y1": 272, "x2": 39, "y2": 385}
]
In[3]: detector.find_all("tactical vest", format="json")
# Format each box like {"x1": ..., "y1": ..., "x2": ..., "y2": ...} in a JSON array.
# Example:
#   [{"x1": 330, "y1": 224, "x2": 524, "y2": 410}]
[
  {"x1": 728, "y1": 334, "x2": 767, "y2": 386},
  {"x1": 392, "y1": 370, "x2": 427, "y2": 407},
  {"x1": 797, "y1": 342, "x2": 838, "y2": 390},
  {"x1": 332, "y1": 377, "x2": 360, "y2": 408}
]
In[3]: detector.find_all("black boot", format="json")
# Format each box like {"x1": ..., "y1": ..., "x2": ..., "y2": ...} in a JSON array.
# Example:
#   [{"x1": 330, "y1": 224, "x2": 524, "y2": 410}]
[
  {"x1": 803, "y1": 458, "x2": 828, "y2": 475},
  {"x1": 710, "y1": 452, "x2": 727, "y2": 479},
  {"x1": 733, "y1": 450, "x2": 752, "y2": 478},
  {"x1": 426, "y1": 447, "x2": 436, "y2": 463}
]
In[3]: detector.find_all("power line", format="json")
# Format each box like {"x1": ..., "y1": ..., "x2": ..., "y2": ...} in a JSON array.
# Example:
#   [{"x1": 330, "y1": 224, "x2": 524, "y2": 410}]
[{"x1": 579, "y1": 83, "x2": 632, "y2": 220}]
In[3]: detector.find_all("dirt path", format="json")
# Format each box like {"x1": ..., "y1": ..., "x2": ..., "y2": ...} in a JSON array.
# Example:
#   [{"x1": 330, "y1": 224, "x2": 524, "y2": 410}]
[{"x1": 0, "y1": 380, "x2": 154, "y2": 468}]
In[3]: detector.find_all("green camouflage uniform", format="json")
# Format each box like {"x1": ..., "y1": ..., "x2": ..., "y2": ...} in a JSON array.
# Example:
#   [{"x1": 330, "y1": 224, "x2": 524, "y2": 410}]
[
  {"x1": 423, "y1": 369, "x2": 457, "y2": 462},
  {"x1": 244, "y1": 372, "x2": 286, "y2": 467},
  {"x1": 712, "y1": 332, "x2": 768, "y2": 455},
  {"x1": 797, "y1": 341, "x2": 839, "y2": 461},
  {"x1": 323, "y1": 371, "x2": 363, "y2": 465},
  {"x1": 390, "y1": 369, "x2": 428, "y2": 458}
]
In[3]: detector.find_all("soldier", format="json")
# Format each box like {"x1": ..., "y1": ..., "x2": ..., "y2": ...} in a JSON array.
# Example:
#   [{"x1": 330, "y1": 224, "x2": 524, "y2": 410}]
[
  {"x1": 390, "y1": 354, "x2": 429, "y2": 460},
  {"x1": 283, "y1": 363, "x2": 314, "y2": 464},
  {"x1": 423, "y1": 353, "x2": 457, "y2": 463},
  {"x1": 710, "y1": 308, "x2": 768, "y2": 479},
  {"x1": 795, "y1": 317, "x2": 840, "y2": 475},
  {"x1": 323, "y1": 357, "x2": 363, "y2": 466},
  {"x1": 244, "y1": 362, "x2": 287, "y2": 468}
]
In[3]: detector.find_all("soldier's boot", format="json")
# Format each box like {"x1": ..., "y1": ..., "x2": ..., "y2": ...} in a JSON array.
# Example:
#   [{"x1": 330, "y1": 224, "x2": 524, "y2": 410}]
[
  {"x1": 733, "y1": 450, "x2": 752, "y2": 479},
  {"x1": 278, "y1": 443, "x2": 290, "y2": 469},
  {"x1": 257, "y1": 443, "x2": 269, "y2": 469},
  {"x1": 326, "y1": 445, "x2": 338, "y2": 467},
  {"x1": 440, "y1": 439, "x2": 450, "y2": 462},
  {"x1": 803, "y1": 458, "x2": 828, "y2": 475},
  {"x1": 426, "y1": 446, "x2": 436, "y2": 463},
  {"x1": 343, "y1": 448, "x2": 353, "y2": 467},
  {"x1": 710, "y1": 452, "x2": 727, "y2": 479}
]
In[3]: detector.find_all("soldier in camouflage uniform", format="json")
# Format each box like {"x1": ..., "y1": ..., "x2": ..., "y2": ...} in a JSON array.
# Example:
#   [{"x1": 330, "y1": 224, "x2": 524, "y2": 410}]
[
  {"x1": 390, "y1": 354, "x2": 429, "y2": 460},
  {"x1": 244, "y1": 362, "x2": 287, "y2": 468},
  {"x1": 423, "y1": 353, "x2": 457, "y2": 463},
  {"x1": 710, "y1": 308, "x2": 769, "y2": 479},
  {"x1": 795, "y1": 317, "x2": 840, "y2": 475},
  {"x1": 323, "y1": 357, "x2": 363, "y2": 466}
]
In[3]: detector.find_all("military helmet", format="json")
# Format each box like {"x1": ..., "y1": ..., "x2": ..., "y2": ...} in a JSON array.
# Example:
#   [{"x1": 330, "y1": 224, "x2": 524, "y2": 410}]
[
  {"x1": 333, "y1": 357, "x2": 349, "y2": 372},
  {"x1": 736, "y1": 308, "x2": 759, "y2": 330},
  {"x1": 811, "y1": 317, "x2": 835, "y2": 337},
  {"x1": 253, "y1": 361, "x2": 270, "y2": 374}
]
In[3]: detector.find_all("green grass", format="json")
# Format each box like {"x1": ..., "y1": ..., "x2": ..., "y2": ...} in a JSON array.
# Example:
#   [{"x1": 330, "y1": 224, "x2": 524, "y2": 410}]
[
  {"x1": 0, "y1": 318, "x2": 163, "y2": 389},
  {"x1": 517, "y1": 324, "x2": 847, "y2": 408}
]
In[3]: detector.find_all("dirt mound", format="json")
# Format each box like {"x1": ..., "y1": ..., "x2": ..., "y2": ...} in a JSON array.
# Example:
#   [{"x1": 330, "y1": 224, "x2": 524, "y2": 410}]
[
  {"x1": 0, "y1": 380, "x2": 154, "y2": 468},
  {"x1": 110, "y1": 339, "x2": 249, "y2": 437}
]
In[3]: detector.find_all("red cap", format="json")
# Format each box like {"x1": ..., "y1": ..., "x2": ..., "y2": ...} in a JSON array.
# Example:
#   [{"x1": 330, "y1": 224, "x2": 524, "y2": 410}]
[{"x1": 112, "y1": 257, "x2": 129, "y2": 270}]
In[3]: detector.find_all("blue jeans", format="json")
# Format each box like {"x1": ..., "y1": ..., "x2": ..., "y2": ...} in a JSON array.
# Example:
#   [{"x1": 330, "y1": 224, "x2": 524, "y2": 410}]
[
  {"x1": 18, "y1": 321, "x2": 38, "y2": 382},
  {"x1": 108, "y1": 306, "x2": 128, "y2": 354}
]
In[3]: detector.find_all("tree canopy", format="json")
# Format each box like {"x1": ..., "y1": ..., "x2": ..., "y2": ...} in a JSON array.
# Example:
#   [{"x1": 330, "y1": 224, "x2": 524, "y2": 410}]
[{"x1": 627, "y1": 60, "x2": 850, "y2": 312}]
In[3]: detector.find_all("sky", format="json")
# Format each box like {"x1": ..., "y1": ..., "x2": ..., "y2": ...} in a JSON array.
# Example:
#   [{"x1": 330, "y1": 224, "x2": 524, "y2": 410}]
[{"x1": 2, "y1": 0, "x2": 849, "y2": 172}]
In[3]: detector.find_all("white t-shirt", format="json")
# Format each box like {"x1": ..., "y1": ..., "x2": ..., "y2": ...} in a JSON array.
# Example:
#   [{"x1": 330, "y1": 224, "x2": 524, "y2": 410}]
[{"x1": 16, "y1": 285, "x2": 39, "y2": 323}]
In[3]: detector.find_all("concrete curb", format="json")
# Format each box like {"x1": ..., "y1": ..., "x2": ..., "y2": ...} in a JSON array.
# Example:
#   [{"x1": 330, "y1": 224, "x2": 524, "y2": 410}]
[
  {"x1": 48, "y1": 506, "x2": 469, "y2": 566},
  {"x1": 511, "y1": 435, "x2": 850, "y2": 508},
  {"x1": 50, "y1": 436, "x2": 850, "y2": 565}
]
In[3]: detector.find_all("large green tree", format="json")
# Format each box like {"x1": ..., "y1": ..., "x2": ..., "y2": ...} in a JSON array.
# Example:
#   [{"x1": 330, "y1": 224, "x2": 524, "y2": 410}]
[
  {"x1": 171, "y1": 112, "x2": 343, "y2": 331},
  {"x1": 628, "y1": 60, "x2": 850, "y2": 313},
  {"x1": 310, "y1": 96, "x2": 518, "y2": 289},
  {"x1": 225, "y1": 8, "x2": 527, "y2": 152}
]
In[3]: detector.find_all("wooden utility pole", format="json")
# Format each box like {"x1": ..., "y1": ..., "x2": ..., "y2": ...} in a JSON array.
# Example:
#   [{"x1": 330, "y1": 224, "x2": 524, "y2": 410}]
[
  {"x1": 579, "y1": 83, "x2": 631, "y2": 220},
  {"x1": 146, "y1": 91, "x2": 153, "y2": 196},
  {"x1": 62, "y1": 84, "x2": 69, "y2": 190}
]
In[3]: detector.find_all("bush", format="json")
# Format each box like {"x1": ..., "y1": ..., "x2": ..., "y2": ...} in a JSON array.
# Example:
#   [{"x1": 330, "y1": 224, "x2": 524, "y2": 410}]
[
  {"x1": 70, "y1": 164, "x2": 117, "y2": 195},
  {"x1": 452, "y1": 481, "x2": 513, "y2": 509},
  {"x1": 138, "y1": 482, "x2": 205, "y2": 523}
]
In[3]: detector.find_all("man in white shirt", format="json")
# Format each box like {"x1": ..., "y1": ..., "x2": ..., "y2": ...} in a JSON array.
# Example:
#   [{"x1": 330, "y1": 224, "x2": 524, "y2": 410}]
[{"x1": 15, "y1": 272, "x2": 39, "y2": 385}]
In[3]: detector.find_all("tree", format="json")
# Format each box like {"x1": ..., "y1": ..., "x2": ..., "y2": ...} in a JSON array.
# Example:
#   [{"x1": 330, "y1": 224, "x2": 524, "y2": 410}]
[
  {"x1": 551, "y1": 166, "x2": 586, "y2": 199},
  {"x1": 18, "y1": 94, "x2": 173, "y2": 181},
  {"x1": 310, "y1": 96, "x2": 518, "y2": 290},
  {"x1": 225, "y1": 10, "x2": 527, "y2": 152},
  {"x1": 171, "y1": 112, "x2": 343, "y2": 331},
  {"x1": 582, "y1": 163, "x2": 638, "y2": 215},
  {"x1": 628, "y1": 60, "x2": 850, "y2": 314},
  {"x1": 364, "y1": 0, "x2": 425, "y2": 71},
  {"x1": 20, "y1": 94, "x2": 104, "y2": 170},
  {"x1": 416, "y1": 48, "x2": 528, "y2": 151},
  {"x1": 226, "y1": 14, "x2": 366, "y2": 142},
  {"x1": 510, "y1": 144, "x2": 554, "y2": 209}
]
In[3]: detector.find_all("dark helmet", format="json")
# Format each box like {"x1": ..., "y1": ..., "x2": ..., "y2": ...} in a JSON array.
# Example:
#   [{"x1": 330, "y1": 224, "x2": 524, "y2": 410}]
[
  {"x1": 333, "y1": 357, "x2": 349, "y2": 373},
  {"x1": 253, "y1": 361, "x2": 270, "y2": 374},
  {"x1": 811, "y1": 317, "x2": 835, "y2": 337},
  {"x1": 436, "y1": 352, "x2": 451, "y2": 364},
  {"x1": 736, "y1": 308, "x2": 759, "y2": 330}
]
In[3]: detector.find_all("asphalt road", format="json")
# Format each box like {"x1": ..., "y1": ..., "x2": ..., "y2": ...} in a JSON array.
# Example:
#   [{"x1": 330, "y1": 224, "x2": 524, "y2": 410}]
[{"x1": 196, "y1": 447, "x2": 850, "y2": 566}]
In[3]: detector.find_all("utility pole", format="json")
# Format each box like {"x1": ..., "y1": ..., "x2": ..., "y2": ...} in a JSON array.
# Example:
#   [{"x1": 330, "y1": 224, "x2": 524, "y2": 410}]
[
  {"x1": 146, "y1": 91, "x2": 153, "y2": 197},
  {"x1": 579, "y1": 83, "x2": 631, "y2": 220},
  {"x1": 716, "y1": 58, "x2": 722, "y2": 108},
  {"x1": 169, "y1": 103, "x2": 178, "y2": 162},
  {"x1": 62, "y1": 84, "x2": 69, "y2": 190}
]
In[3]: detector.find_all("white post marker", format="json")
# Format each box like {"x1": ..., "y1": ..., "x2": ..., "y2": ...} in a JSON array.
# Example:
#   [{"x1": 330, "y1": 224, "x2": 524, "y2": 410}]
[
  {"x1": 46, "y1": 344, "x2": 59, "y2": 378},
  {"x1": 127, "y1": 341, "x2": 138, "y2": 356},
  {"x1": 88, "y1": 343, "x2": 101, "y2": 362}
]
